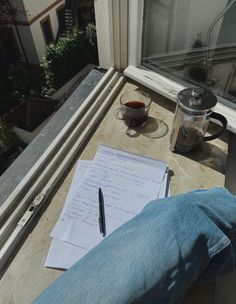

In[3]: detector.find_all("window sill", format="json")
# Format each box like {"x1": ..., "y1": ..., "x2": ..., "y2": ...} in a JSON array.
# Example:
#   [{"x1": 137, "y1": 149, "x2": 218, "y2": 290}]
[
  {"x1": 0, "y1": 79, "x2": 230, "y2": 303},
  {"x1": 0, "y1": 67, "x2": 125, "y2": 276},
  {"x1": 124, "y1": 65, "x2": 236, "y2": 133},
  {"x1": 0, "y1": 68, "x2": 106, "y2": 206}
]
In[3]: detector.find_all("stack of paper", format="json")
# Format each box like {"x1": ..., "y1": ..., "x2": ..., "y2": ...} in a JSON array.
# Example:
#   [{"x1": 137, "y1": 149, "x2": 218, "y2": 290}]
[{"x1": 45, "y1": 145, "x2": 170, "y2": 270}]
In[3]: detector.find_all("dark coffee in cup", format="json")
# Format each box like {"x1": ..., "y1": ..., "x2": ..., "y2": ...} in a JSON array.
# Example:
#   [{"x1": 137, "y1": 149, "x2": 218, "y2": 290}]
[
  {"x1": 115, "y1": 91, "x2": 151, "y2": 129},
  {"x1": 123, "y1": 101, "x2": 148, "y2": 127}
]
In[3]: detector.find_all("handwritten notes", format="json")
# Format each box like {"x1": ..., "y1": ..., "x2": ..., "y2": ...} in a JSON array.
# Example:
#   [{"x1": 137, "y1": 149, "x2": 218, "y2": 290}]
[{"x1": 45, "y1": 146, "x2": 169, "y2": 269}]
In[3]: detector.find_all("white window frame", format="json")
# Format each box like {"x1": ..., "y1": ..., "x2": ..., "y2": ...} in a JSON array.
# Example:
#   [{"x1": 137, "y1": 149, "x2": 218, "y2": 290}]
[
  {"x1": 94, "y1": 0, "x2": 128, "y2": 69},
  {"x1": 125, "y1": 0, "x2": 236, "y2": 133},
  {"x1": 0, "y1": 0, "x2": 128, "y2": 274},
  {"x1": 0, "y1": 68, "x2": 125, "y2": 271}
]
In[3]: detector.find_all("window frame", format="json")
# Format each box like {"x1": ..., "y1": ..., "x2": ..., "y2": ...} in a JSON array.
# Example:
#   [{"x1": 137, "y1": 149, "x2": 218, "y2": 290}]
[
  {"x1": 94, "y1": 0, "x2": 128, "y2": 69},
  {"x1": 56, "y1": 4, "x2": 65, "y2": 25},
  {"x1": 56, "y1": 4, "x2": 64, "y2": 21},
  {"x1": 124, "y1": 0, "x2": 236, "y2": 133},
  {"x1": 0, "y1": 68, "x2": 125, "y2": 272},
  {"x1": 40, "y1": 15, "x2": 54, "y2": 45}
]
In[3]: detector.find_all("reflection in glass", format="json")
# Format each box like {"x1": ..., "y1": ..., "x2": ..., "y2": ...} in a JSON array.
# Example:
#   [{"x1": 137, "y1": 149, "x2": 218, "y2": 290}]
[{"x1": 142, "y1": 0, "x2": 236, "y2": 108}]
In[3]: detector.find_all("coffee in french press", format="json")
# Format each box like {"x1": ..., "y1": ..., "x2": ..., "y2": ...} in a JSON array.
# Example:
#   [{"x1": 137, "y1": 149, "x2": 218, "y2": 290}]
[{"x1": 170, "y1": 88, "x2": 227, "y2": 153}]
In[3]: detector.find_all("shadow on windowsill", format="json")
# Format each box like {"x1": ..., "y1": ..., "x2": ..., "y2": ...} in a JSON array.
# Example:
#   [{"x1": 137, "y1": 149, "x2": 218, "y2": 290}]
[{"x1": 173, "y1": 141, "x2": 227, "y2": 175}]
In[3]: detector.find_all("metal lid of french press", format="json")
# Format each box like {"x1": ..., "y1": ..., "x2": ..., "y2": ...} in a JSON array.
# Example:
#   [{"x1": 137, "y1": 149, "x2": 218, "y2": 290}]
[{"x1": 177, "y1": 87, "x2": 217, "y2": 114}]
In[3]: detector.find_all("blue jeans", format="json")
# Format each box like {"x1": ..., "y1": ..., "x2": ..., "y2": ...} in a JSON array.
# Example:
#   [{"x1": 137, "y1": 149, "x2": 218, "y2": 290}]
[{"x1": 33, "y1": 188, "x2": 236, "y2": 304}]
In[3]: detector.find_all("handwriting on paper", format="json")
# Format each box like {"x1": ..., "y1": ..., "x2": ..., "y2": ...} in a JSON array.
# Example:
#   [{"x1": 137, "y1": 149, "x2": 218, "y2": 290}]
[{"x1": 51, "y1": 145, "x2": 167, "y2": 249}]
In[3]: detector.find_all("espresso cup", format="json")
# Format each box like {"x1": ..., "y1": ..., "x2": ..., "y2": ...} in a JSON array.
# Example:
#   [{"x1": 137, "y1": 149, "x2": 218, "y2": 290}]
[{"x1": 115, "y1": 90, "x2": 151, "y2": 128}]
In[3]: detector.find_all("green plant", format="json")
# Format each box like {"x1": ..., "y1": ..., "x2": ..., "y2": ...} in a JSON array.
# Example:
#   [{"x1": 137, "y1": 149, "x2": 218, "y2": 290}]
[
  {"x1": 185, "y1": 33, "x2": 208, "y2": 81},
  {"x1": 85, "y1": 23, "x2": 98, "y2": 63},
  {"x1": 0, "y1": 117, "x2": 19, "y2": 149},
  {"x1": 85, "y1": 23, "x2": 97, "y2": 48},
  {"x1": 0, "y1": 63, "x2": 46, "y2": 115},
  {"x1": 7, "y1": 64, "x2": 45, "y2": 101},
  {"x1": 41, "y1": 25, "x2": 98, "y2": 89}
]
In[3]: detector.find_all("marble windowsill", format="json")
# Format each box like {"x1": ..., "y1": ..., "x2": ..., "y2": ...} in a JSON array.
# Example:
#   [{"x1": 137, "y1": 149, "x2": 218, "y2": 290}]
[
  {"x1": 0, "y1": 68, "x2": 105, "y2": 205},
  {"x1": 0, "y1": 80, "x2": 234, "y2": 304}
]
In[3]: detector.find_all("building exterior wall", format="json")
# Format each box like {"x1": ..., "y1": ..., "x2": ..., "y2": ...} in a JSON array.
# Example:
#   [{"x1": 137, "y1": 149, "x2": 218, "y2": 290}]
[
  {"x1": 14, "y1": 25, "x2": 39, "y2": 63},
  {"x1": 14, "y1": 0, "x2": 64, "y2": 64},
  {"x1": 30, "y1": 1, "x2": 63, "y2": 62},
  {"x1": 22, "y1": 0, "x2": 61, "y2": 20}
]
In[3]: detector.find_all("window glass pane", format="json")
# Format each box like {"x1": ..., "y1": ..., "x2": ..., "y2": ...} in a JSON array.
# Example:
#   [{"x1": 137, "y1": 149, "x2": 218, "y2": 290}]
[
  {"x1": 42, "y1": 19, "x2": 54, "y2": 44},
  {"x1": 142, "y1": 0, "x2": 236, "y2": 107},
  {"x1": 57, "y1": 7, "x2": 66, "y2": 32}
]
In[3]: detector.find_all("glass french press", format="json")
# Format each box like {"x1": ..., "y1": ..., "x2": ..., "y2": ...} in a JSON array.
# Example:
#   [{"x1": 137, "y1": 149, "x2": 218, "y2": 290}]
[{"x1": 170, "y1": 88, "x2": 227, "y2": 153}]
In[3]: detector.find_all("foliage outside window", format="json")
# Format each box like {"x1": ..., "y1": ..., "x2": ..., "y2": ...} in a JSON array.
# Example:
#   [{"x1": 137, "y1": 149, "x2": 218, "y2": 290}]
[
  {"x1": 41, "y1": 24, "x2": 98, "y2": 89},
  {"x1": 0, "y1": 64, "x2": 46, "y2": 115}
]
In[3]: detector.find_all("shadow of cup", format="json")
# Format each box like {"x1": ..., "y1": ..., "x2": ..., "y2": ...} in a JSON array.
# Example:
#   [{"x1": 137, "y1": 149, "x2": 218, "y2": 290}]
[{"x1": 126, "y1": 117, "x2": 169, "y2": 139}]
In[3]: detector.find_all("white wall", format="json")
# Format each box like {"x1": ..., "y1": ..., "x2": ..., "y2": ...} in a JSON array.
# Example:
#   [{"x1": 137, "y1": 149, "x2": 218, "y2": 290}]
[
  {"x1": 22, "y1": 0, "x2": 61, "y2": 20},
  {"x1": 94, "y1": 0, "x2": 114, "y2": 69},
  {"x1": 30, "y1": 2, "x2": 62, "y2": 62},
  {"x1": 142, "y1": 0, "x2": 171, "y2": 57},
  {"x1": 185, "y1": 0, "x2": 227, "y2": 49},
  {"x1": 142, "y1": 0, "x2": 228, "y2": 57},
  {"x1": 13, "y1": 0, "x2": 64, "y2": 63}
]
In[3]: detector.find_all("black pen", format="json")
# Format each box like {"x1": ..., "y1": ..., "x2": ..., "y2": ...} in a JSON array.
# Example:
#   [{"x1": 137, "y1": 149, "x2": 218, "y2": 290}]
[{"x1": 98, "y1": 187, "x2": 106, "y2": 237}]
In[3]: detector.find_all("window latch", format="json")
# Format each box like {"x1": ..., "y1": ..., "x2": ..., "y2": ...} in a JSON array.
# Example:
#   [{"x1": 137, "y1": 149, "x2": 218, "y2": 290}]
[{"x1": 18, "y1": 193, "x2": 46, "y2": 227}]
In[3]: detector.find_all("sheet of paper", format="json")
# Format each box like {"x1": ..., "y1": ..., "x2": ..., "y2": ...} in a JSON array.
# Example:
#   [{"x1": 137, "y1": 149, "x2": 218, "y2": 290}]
[
  {"x1": 45, "y1": 238, "x2": 87, "y2": 269},
  {"x1": 62, "y1": 160, "x2": 91, "y2": 211},
  {"x1": 51, "y1": 145, "x2": 167, "y2": 249},
  {"x1": 46, "y1": 181, "x2": 171, "y2": 270},
  {"x1": 45, "y1": 160, "x2": 90, "y2": 269},
  {"x1": 46, "y1": 153, "x2": 169, "y2": 270}
]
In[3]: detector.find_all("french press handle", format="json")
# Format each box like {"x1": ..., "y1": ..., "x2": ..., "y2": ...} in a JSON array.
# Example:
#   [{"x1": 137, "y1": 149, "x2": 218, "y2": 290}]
[{"x1": 204, "y1": 112, "x2": 227, "y2": 141}]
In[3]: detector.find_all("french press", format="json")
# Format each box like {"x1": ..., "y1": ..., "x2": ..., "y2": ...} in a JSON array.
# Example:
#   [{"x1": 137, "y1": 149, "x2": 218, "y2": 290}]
[{"x1": 170, "y1": 87, "x2": 227, "y2": 153}]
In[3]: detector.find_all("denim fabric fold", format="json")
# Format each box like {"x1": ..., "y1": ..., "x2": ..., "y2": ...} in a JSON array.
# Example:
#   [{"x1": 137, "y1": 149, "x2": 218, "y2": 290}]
[{"x1": 33, "y1": 187, "x2": 236, "y2": 304}]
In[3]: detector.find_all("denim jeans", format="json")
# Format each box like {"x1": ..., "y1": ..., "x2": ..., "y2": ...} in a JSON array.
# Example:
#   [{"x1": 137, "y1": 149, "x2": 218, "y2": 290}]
[{"x1": 33, "y1": 188, "x2": 236, "y2": 304}]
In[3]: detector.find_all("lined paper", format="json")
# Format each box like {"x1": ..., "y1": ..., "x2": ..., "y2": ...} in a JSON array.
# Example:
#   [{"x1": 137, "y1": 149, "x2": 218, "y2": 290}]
[{"x1": 45, "y1": 146, "x2": 169, "y2": 269}]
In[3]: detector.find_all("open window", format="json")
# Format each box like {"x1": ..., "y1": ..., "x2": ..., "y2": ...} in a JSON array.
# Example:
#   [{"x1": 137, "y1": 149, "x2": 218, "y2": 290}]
[
  {"x1": 125, "y1": 0, "x2": 236, "y2": 132},
  {"x1": 142, "y1": 0, "x2": 236, "y2": 106},
  {"x1": 40, "y1": 15, "x2": 54, "y2": 45}
]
